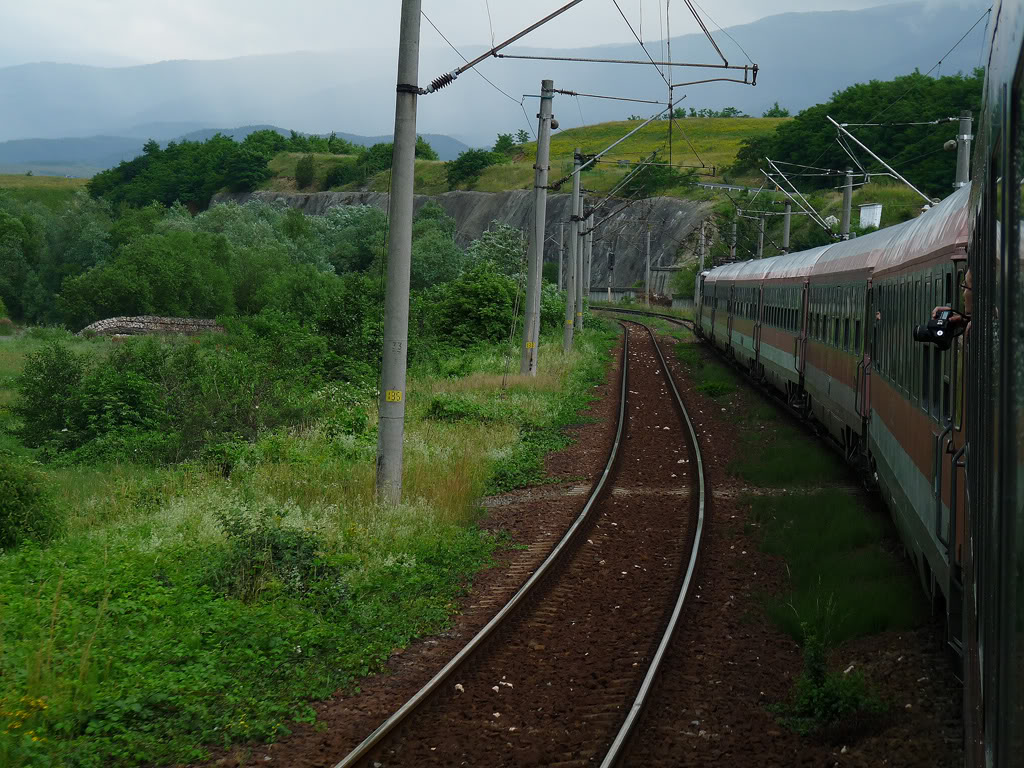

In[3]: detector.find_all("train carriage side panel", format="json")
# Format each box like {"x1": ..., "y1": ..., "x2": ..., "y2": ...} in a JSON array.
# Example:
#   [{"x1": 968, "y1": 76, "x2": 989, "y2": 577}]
[
  {"x1": 805, "y1": 235, "x2": 899, "y2": 446},
  {"x1": 756, "y1": 251, "x2": 824, "y2": 393},
  {"x1": 868, "y1": 186, "x2": 970, "y2": 606}
]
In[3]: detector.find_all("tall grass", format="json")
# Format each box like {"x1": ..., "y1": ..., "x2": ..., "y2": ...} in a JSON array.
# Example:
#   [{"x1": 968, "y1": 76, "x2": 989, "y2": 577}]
[{"x1": 745, "y1": 491, "x2": 927, "y2": 643}]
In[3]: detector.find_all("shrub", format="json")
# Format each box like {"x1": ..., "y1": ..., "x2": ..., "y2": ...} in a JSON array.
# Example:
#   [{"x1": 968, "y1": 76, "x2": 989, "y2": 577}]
[
  {"x1": 14, "y1": 342, "x2": 87, "y2": 449},
  {"x1": 427, "y1": 262, "x2": 519, "y2": 347},
  {"x1": 0, "y1": 318, "x2": 12, "y2": 336},
  {"x1": 446, "y1": 149, "x2": 497, "y2": 190},
  {"x1": 206, "y1": 501, "x2": 345, "y2": 606},
  {"x1": 0, "y1": 295, "x2": 7, "y2": 318},
  {"x1": 774, "y1": 619, "x2": 887, "y2": 737},
  {"x1": 295, "y1": 153, "x2": 315, "y2": 189},
  {"x1": 324, "y1": 158, "x2": 361, "y2": 188},
  {"x1": 0, "y1": 456, "x2": 64, "y2": 547},
  {"x1": 360, "y1": 143, "x2": 395, "y2": 175}
]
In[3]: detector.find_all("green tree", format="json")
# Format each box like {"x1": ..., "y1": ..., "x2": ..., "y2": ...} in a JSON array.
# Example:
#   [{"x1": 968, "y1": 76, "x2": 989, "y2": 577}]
[
  {"x1": 465, "y1": 224, "x2": 526, "y2": 276},
  {"x1": 492, "y1": 133, "x2": 517, "y2": 157},
  {"x1": 762, "y1": 101, "x2": 791, "y2": 117},
  {"x1": 428, "y1": 261, "x2": 519, "y2": 346},
  {"x1": 295, "y1": 153, "x2": 315, "y2": 189},
  {"x1": 225, "y1": 146, "x2": 272, "y2": 192},
  {"x1": 515, "y1": 129, "x2": 530, "y2": 146},
  {"x1": 58, "y1": 230, "x2": 234, "y2": 329},
  {"x1": 242, "y1": 129, "x2": 287, "y2": 158},
  {"x1": 446, "y1": 149, "x2": 497, "y2": 190},
  {"x1": 732, "y1": 68, "x2": 984, "y2": 197},
  {"x1": 360, "y1": 143, "x2": 395, "y2": 175},
  {"x1": 415, "y1": 136, "x2": 439, "y2": 160}
]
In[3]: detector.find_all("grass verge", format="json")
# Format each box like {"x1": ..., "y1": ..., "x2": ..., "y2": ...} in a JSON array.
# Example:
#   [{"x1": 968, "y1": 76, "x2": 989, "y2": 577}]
[
  {"x1": 0, "y1": 322, "x2": 617, "y2": 766},
  {"x1": 676, "y1": 336, "x2": 926, "y2": 738}
]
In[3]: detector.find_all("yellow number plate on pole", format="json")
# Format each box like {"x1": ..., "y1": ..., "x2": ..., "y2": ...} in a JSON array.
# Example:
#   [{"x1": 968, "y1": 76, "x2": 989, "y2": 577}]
[{"x1": 385, "y1": 390, "x2": 403, "y2": 403}]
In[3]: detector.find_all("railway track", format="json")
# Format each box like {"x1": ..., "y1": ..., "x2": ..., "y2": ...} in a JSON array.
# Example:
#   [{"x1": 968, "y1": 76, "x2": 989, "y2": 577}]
[{"x1": 331, "y1": 321, "x2": 706, "y2": 768}]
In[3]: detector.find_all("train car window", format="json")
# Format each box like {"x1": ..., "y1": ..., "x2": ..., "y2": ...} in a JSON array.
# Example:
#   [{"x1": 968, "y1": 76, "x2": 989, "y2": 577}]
[
  {"x1": 855, "y1": 319, "x2": 862, "y2": 356},
  {"x1": 844, "y1": 318, "x2": 851, "y2": 351},
  {"x1": 901, "y1": 280, "x2": 908, "y2": 391},
  {"x1": 917, "y1": 280, "x2": 925, "y2": 405},
  {"x1": 922, "y1": 345, "x2": 931, "y2": 414}
]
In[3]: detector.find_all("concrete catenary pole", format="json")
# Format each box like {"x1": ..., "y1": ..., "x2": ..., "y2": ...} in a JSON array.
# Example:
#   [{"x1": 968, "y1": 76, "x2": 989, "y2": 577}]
[
  {"x1": 955, "y1": 109, "x2": 972, "y2": 188},
  {"x1": 608, "y1": 238, "x2": 616, "y2": 303},
  {"x1": 520, "y1": 79, "x2": 554, "y2": 376},
  {"x1": 575, "y1": 182, "x2": 585, "y2": 331},
  {"x1": 840, "y1": 168, "x2": 853, "y2": 240},
  {"x1": 563, "y1": 150, "x2": 582, "y2": 351},
  {"x1": 584, "y1": 213, "x2": 594, "y2": 301},
  {"x1": 730, "y1": 218, "x2": 737, "y2": 261},
  {"x1": 558, "y1": 223, "x2": 564, "y2": 290},
  {"x1": 757, "y1": 213, "x2": 765, "y2": 258},
  {"x1": 645, "y1": 227, "x2": 651, "y2": 306},
  {"x1": 375, "y1": 0, "x2": 422, "y2": 504},
  {"x1": 782, "y1": 200, "x2": 792, "y2": 253}
]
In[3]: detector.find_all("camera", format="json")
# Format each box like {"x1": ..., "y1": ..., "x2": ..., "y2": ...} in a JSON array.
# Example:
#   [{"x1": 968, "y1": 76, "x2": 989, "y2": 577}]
[{"x1": 913, "y1": 309, "x2": 960, "y2": 350}]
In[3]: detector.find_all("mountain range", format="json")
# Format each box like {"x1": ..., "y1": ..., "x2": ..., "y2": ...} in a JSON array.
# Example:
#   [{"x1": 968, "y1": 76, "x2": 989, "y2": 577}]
[{"x1": 0, "y1": 1, "x2": 989, "y2": 175}]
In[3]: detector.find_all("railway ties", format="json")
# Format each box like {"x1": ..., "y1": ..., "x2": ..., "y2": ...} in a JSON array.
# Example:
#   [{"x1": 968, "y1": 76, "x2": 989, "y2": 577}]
[{"x1": 333, "y1": 322, "x2": 706, "y2": 768}]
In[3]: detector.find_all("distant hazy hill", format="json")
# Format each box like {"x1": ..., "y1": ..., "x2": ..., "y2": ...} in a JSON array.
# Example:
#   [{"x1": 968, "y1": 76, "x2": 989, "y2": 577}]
[
  {"x1": 0, "y1": 126, "x2": 470, "y2": 177},
  {"x1": 0, "y1": 2, "x2": 987, "y2": 148}
]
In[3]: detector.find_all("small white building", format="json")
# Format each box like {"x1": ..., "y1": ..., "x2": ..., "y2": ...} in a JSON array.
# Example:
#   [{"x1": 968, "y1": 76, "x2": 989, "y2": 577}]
[{"x1": 859, "y1": 203, "x2": 883, "y2": 229}]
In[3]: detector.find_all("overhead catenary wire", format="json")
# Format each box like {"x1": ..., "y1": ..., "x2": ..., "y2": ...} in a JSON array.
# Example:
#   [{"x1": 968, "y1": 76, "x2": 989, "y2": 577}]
[
  {"x1": 420, "y1": 11, "x2": 537, "y2": 140},
  {"x1": 483, "y1": 0, "x2": 496, "y2": 48},
  {"x1": 552, "y1": 88, "x2": 667, "y2": 106},
  {"x1": 610, "y1": 0, "x2": 671, "y2": 87},
  {"x1": 682, "y1": 0, "x2": 727, "y2": 65},
  {"x1": 867, "y1": 5, "x2": 991, "y2": 123},
  {"x1": 688, "y1": 0, "x2": 754, "y2": 64},
  {"x1": 781, "y1": 6, "x2": 991, "y2": 193},
  {"x1": 423, "y1": 0, "x2": 586, "y2": 92}
]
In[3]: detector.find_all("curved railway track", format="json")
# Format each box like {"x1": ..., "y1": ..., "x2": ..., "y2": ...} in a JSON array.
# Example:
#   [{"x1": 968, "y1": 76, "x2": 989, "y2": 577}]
[{"x1": 331, "y1": 321, "x2": 706, "y2": 768}]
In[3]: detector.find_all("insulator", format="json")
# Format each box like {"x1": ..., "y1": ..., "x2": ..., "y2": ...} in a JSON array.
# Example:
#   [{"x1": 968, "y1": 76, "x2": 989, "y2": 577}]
[{"x1": 430, "y1": 72, "x2": 455, "y2": 92}]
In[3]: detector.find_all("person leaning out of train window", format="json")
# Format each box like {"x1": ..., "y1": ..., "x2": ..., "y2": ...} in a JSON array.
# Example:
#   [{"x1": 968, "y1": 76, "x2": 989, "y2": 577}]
[{"x1": 931, "y1": 269, "x2": 973, "y2": 335}]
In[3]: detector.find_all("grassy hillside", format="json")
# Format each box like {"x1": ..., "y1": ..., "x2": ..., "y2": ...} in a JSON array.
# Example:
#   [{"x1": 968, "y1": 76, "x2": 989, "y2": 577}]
[
  {"x1": 537, "y1": 117, "x2": 789, "y2": 182},
  {"x1": 0, "y1": 174, "x2": 88, "y2": 208},
  {"x1": 263, "y1": 118, "x2": 787, "y2": 199},
  {"x1": 472, "y1": 117, "x2": 786, "y2": 196}
]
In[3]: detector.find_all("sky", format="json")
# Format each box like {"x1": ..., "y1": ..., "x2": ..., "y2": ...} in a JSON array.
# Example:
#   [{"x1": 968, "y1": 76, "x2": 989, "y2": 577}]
[{"x1": 0, "y1": 0, "x2": 931, "y2": 68}]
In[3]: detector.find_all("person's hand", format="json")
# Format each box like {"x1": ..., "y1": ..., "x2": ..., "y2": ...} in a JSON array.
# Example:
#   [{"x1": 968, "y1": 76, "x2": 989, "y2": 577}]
[{"x1": 932, "y1": 306, "x2": 966, "y2": 329}]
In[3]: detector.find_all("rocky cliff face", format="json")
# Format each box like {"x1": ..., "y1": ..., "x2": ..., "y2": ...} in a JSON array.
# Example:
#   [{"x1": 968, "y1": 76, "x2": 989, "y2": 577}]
[{"x1": 212, "y1": 189, "x2": 711, "y2": 294}]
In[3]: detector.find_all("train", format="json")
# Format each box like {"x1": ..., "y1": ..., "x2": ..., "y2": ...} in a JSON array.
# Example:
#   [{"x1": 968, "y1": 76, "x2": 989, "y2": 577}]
[{"x1": 693, "y1": 3, "x2": 1021, "y2": 764}]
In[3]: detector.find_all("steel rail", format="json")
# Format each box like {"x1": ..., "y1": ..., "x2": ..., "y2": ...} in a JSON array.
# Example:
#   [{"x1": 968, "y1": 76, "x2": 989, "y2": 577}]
[
  {"x1": 331, "y1": 325, "x2": 632, "y2": 768},
  {"x1": 593, "y1": 306, "x2": 696, "y2": 331},
  {"x1": 599, "y1": 319, "x2": 706, "y2": 767}
]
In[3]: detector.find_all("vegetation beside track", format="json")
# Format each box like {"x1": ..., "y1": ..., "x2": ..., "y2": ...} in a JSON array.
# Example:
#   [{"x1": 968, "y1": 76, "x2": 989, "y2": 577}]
[
  {"x1": 666, "y1": 326, "x2": 927, "y2": 736},
  {"x1": 0, "y1": 306, "x2": 614, "y2": 767}
]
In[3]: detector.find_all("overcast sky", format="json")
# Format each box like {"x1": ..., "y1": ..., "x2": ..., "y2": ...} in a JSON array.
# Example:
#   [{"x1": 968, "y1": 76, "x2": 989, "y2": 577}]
[{"x1": 1, "y1": 0, "x2": 947, "y2": 68}]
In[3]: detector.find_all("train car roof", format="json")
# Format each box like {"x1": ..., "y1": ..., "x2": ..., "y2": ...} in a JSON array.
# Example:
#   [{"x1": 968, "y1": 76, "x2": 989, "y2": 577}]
[
  {"x1": 704, "y1": 244, "x2": 832, "y2": 284},
  {"x1": 874, "y1": 184, "x2": 970, "y2": 274},
  {"x1": 807, "y1": 223, "x2": 906, "y2": 280}
]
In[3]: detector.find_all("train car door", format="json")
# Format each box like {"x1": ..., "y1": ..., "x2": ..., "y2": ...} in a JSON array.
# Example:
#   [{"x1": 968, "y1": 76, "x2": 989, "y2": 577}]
[
  {"x1": 856, "y1": 278, "x2": 873, "y2": 422},
  {"x1": 796, "y1": 280, "x2": 809, "y2": 376},
  {"x1": 727, "y1": 285, "x2": 735, "y2": 345},
  {"x1": 754, "y1": 283, "x2": 764, "y2": 374},
  {"x1": 932, "y1": 263, "x2": 957, "y2": 560}
]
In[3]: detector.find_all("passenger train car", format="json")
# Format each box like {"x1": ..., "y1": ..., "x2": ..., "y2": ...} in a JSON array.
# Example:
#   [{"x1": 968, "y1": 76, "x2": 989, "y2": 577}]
[{"x1": 694, "y1": 3, "x2": 1022, "y2": 763}]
